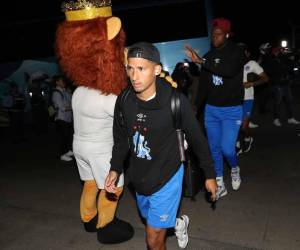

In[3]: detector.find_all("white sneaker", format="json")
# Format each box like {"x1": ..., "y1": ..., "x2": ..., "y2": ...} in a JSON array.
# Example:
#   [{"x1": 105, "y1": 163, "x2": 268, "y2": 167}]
[
  {"x1": 249, "y1": 121, "x2": 259, "y2": 128},
  {"x1": 175, "y1": 215, "x2": 189, "y2": 249},
  {"x1": 237, "y1": 148, "x2": 243, "y2": 156},
  {"x1": 243, "y1": 137, "x2": 253, "y2": 153},
  {"x1": 236, "y1": 140, "x2": 243, "y2": 155},
  {"x1": 273, "y1": 118, "x2": 282, "y2": 127},
  {"x1": 287, "y1": 118, "x2": 300, "y2": 125},
  {"x1": 60, "y1": 154, "x2": 73, "y2": 161},
  {"x1": 216, "y1": 177, "x2": 227, "y2": 199},
  {"x1": 65, "y1": 150, "x2": 74, "y2": 157},
  {"x1": 231, "y1": 167, "x2": 241, "y2": 191}
]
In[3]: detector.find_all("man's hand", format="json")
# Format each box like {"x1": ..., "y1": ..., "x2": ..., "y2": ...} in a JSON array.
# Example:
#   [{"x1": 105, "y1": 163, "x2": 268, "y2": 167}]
[
  {"x1": 104, "y1": 171, "x2": 119, "y2": 193},
  {"x1": 205, "y1": 179, "x2": 218, "y2": 201},
  {"x1": 184, "y1": 44, "x2": 203, "y2": 64}
]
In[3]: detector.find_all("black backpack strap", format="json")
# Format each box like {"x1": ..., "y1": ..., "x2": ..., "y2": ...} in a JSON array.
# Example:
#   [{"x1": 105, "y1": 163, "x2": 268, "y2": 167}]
[
  {"x1": 119, "y1": 86, "x2": 132, "y2": 127},
  {"x1": 120, "y1": 87, "x2": 131, "y2": 106},
  {"x1": 170, "y1": 89, "x2": 186, "y2": 162},
  {"x1": 170, "y1": 88, "x2": 181, "y2": 129}
]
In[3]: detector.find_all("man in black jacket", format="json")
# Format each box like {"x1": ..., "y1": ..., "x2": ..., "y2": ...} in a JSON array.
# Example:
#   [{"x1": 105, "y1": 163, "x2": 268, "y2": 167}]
[
  {"x1": 185, "y1": 18, "x2": 245, "y2": 199},
  {"x1": 105, "y1": 42, "x2": 217, "y2": 250},
  {"x1": 265, "y1": 47, "x2": 300, "y2": 126}
]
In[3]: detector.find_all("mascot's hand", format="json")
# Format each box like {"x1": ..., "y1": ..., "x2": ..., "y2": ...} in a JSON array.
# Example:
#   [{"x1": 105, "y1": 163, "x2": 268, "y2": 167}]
[{"x1": 105, "y1": 171, "x2": 119, "y2": 193}]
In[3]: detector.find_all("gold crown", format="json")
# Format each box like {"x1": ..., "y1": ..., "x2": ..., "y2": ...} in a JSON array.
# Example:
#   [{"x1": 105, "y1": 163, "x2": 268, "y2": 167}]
[{"x1": 62, "y1": 0, "x2": 112, "y2": 21}]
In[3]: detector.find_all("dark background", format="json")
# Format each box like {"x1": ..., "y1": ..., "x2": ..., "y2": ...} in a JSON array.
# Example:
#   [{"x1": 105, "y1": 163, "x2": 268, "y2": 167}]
[
  {"x1": 212, "y1": 0, "x2": 300, "y2": 54},
  {"x1": 0, "y1": 0, "x2": 299, "y2": 63}
]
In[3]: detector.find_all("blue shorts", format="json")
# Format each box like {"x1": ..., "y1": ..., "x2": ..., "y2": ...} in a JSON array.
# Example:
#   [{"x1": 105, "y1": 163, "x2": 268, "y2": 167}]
[
  {"x1": 136, "y1": 165, "x2": 184, "y2": 229},
  {"x1": 243, "y1": 100, "x2": 254, "y2": 119}
]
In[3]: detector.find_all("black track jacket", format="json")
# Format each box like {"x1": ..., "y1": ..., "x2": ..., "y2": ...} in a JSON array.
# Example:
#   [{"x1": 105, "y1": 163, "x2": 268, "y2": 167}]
[
  {"x1": 202, "y1": 40, "x2": 245, "y2": 107},
  {"x1": 110, "y1": 77, "x2": 215, "y2": 195}
]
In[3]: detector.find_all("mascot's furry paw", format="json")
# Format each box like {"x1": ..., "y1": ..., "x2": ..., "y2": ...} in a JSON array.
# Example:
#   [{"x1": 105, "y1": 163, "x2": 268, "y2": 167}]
[
  {"x1": 83, "y1": 215, "x2": 97, "y2": 232},
  {"x1": 97, "y1": 217, "x2": 134, "y2": 244}
]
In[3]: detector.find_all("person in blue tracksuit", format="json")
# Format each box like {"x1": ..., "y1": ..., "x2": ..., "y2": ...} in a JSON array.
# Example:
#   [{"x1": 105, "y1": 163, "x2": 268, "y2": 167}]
[{"x1": 185, "y1": 18, "x2": 246, "y2": 199}]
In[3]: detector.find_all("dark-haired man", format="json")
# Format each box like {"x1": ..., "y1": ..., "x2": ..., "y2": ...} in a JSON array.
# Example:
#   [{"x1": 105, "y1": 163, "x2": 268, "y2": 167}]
[{"x1": 105, "y1": 42, "x2": 217, "y2": 250}]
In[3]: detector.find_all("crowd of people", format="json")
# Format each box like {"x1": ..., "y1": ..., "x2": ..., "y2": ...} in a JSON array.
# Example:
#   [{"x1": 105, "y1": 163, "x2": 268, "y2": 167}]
[{"x1": 0, "y1": 72, "x2": 75, "y2": 161}]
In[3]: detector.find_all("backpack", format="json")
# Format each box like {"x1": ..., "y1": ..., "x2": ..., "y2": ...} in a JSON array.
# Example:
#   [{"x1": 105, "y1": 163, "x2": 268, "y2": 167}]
[
  {"x1": 119, "y1": 87, "x2": 204, "y2": 200},
  {"x1": 48, "y1": 89, "x2": 63, "y2": 119},
  {"x1": 170, "y1": 89, "x2": 204, "y2": 200}
]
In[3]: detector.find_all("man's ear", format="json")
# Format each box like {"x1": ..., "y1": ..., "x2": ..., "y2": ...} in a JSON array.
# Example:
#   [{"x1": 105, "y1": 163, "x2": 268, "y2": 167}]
[
  {"x1": 154, "y1": 64, "x2": 162, "y2": 75},
  {"x1": 107, "y1": 17, "x2": 121, "y2": 40},
  {"x1": 226, "y1": 33, "x2": 230, "y2": 38}
]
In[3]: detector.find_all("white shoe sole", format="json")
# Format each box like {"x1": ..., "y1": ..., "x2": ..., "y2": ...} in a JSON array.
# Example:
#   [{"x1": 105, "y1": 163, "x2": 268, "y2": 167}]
[
  {"x1": 217, "y1": 188, "x2": 228, "y2": 200},
  {"x1": 232, "y1": 182, "x2": 241, "y2": 191}
]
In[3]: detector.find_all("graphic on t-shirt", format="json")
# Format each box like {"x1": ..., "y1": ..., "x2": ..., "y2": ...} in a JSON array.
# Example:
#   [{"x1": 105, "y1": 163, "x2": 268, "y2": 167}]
[
  {"x1": 212, "y1": 74, "x2": 223, "y2": 86},
  {"x1": 133, "y1": 131, "x2": 152, "y2": 160}
]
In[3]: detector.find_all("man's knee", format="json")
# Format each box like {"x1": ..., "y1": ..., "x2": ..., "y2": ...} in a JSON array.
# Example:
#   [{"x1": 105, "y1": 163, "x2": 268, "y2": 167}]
[{"x1": 146, "y1": 227, "x2": 166, "y2": 250}]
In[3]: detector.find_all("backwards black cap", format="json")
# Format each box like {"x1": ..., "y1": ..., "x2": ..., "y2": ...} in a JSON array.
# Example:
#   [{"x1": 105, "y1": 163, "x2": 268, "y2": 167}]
[{"x1": 127, "y1": 42, "x2": 160, "y2": 64}]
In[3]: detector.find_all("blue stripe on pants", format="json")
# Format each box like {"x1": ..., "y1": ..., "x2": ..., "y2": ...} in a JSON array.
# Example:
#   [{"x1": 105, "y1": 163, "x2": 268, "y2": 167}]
[{"x1": 204, "y1": 104, "x2": 242, "y2": 177}]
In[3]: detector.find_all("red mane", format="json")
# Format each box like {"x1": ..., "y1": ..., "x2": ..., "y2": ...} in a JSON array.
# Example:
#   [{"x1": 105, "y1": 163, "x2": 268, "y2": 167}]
[{"x1": 55, "y1": 18, "x2": 127, "y2": 95}]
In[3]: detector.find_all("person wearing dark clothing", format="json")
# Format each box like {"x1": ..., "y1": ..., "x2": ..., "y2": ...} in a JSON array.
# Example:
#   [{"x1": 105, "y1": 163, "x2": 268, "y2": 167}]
[
  {"x1": 105, "y1": 42, "x2": 217, "y2": 250},
  {"x1": 256, "y1": 42, "x2": 273, "y2": 114},
  {"x1": 29, "y1": 77, "x2": 50, "y2": 135},
  {"x1": 185, "y1": 18, "x2": 245, "y2": 199},
  {"x1": 171, "y1": 62, "x2": 193, "y2": 97},
  {"x1": 4, "y1": 83, "x2": 25, "y2": 143},
  {"x1": 52, "y1": 75, "x2": 73, "y2": 161},
  {"x1": 265, "y1": 47, "x2": 300, "y2": 126}
]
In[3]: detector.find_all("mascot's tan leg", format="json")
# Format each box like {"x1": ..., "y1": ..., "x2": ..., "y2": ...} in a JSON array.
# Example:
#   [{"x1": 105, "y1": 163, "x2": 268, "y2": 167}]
[
  {"x1": 97, "y1": 187, "x2": 123, "y2": 228},
  {"x1": 80, "y1": 180, "x2": 98, "y2": 232},
  {"x1": 96, "y1": 187, "x2": 134, "y2": 244}
]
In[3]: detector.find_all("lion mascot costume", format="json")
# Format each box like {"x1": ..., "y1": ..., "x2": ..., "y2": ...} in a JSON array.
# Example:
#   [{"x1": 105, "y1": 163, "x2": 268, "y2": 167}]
[{"x1": 55, "y1": 0, "x2": 134, "y2": 244}]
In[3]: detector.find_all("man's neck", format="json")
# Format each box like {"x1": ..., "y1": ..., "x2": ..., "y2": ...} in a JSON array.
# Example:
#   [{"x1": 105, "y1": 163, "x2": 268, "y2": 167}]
[
  {"x1": 216, "y1": 40, "x2": 228, "y2": 50},
  {"x1": 137, "y1": 83, "x2": 156, "y2": 101}
]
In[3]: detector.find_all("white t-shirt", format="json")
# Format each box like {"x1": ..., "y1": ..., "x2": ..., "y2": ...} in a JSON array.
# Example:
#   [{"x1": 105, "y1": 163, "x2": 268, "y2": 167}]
[{"x1": 243, "y1": 60, "x2": 264, "y2": 100}]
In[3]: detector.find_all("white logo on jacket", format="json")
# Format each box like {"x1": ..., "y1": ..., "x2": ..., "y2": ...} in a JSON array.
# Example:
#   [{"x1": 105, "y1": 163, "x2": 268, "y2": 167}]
[
  {"x1": 137, "y1": 113, "x2": 146, "y2": 122},
  {"x1": 212, "y1": 74, "x2": 223, "y2": 86},
  {"x1": 133, "y1": 131, "x2": 152, "y2": 160}
]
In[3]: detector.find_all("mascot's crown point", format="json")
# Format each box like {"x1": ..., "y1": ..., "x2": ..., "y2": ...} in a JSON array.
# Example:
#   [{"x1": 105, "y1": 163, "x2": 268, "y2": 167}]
[{"x1": 62, "y1": 0, "x2": 113, "y2": 21}]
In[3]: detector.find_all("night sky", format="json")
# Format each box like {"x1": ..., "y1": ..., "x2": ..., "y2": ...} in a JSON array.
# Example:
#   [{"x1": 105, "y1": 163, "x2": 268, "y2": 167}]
[
  {"x1": 0, "y1": 0, "x2": 299, "y2": 63},
  {"x1": 212, "y1": 0, "x2": 300, "y2": 53}
]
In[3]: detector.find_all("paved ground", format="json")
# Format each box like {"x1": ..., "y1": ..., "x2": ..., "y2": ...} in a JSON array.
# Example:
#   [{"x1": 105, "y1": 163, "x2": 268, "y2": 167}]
[{"x1": 1, "y1": 87, "x2": 300, "y2": 250}]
